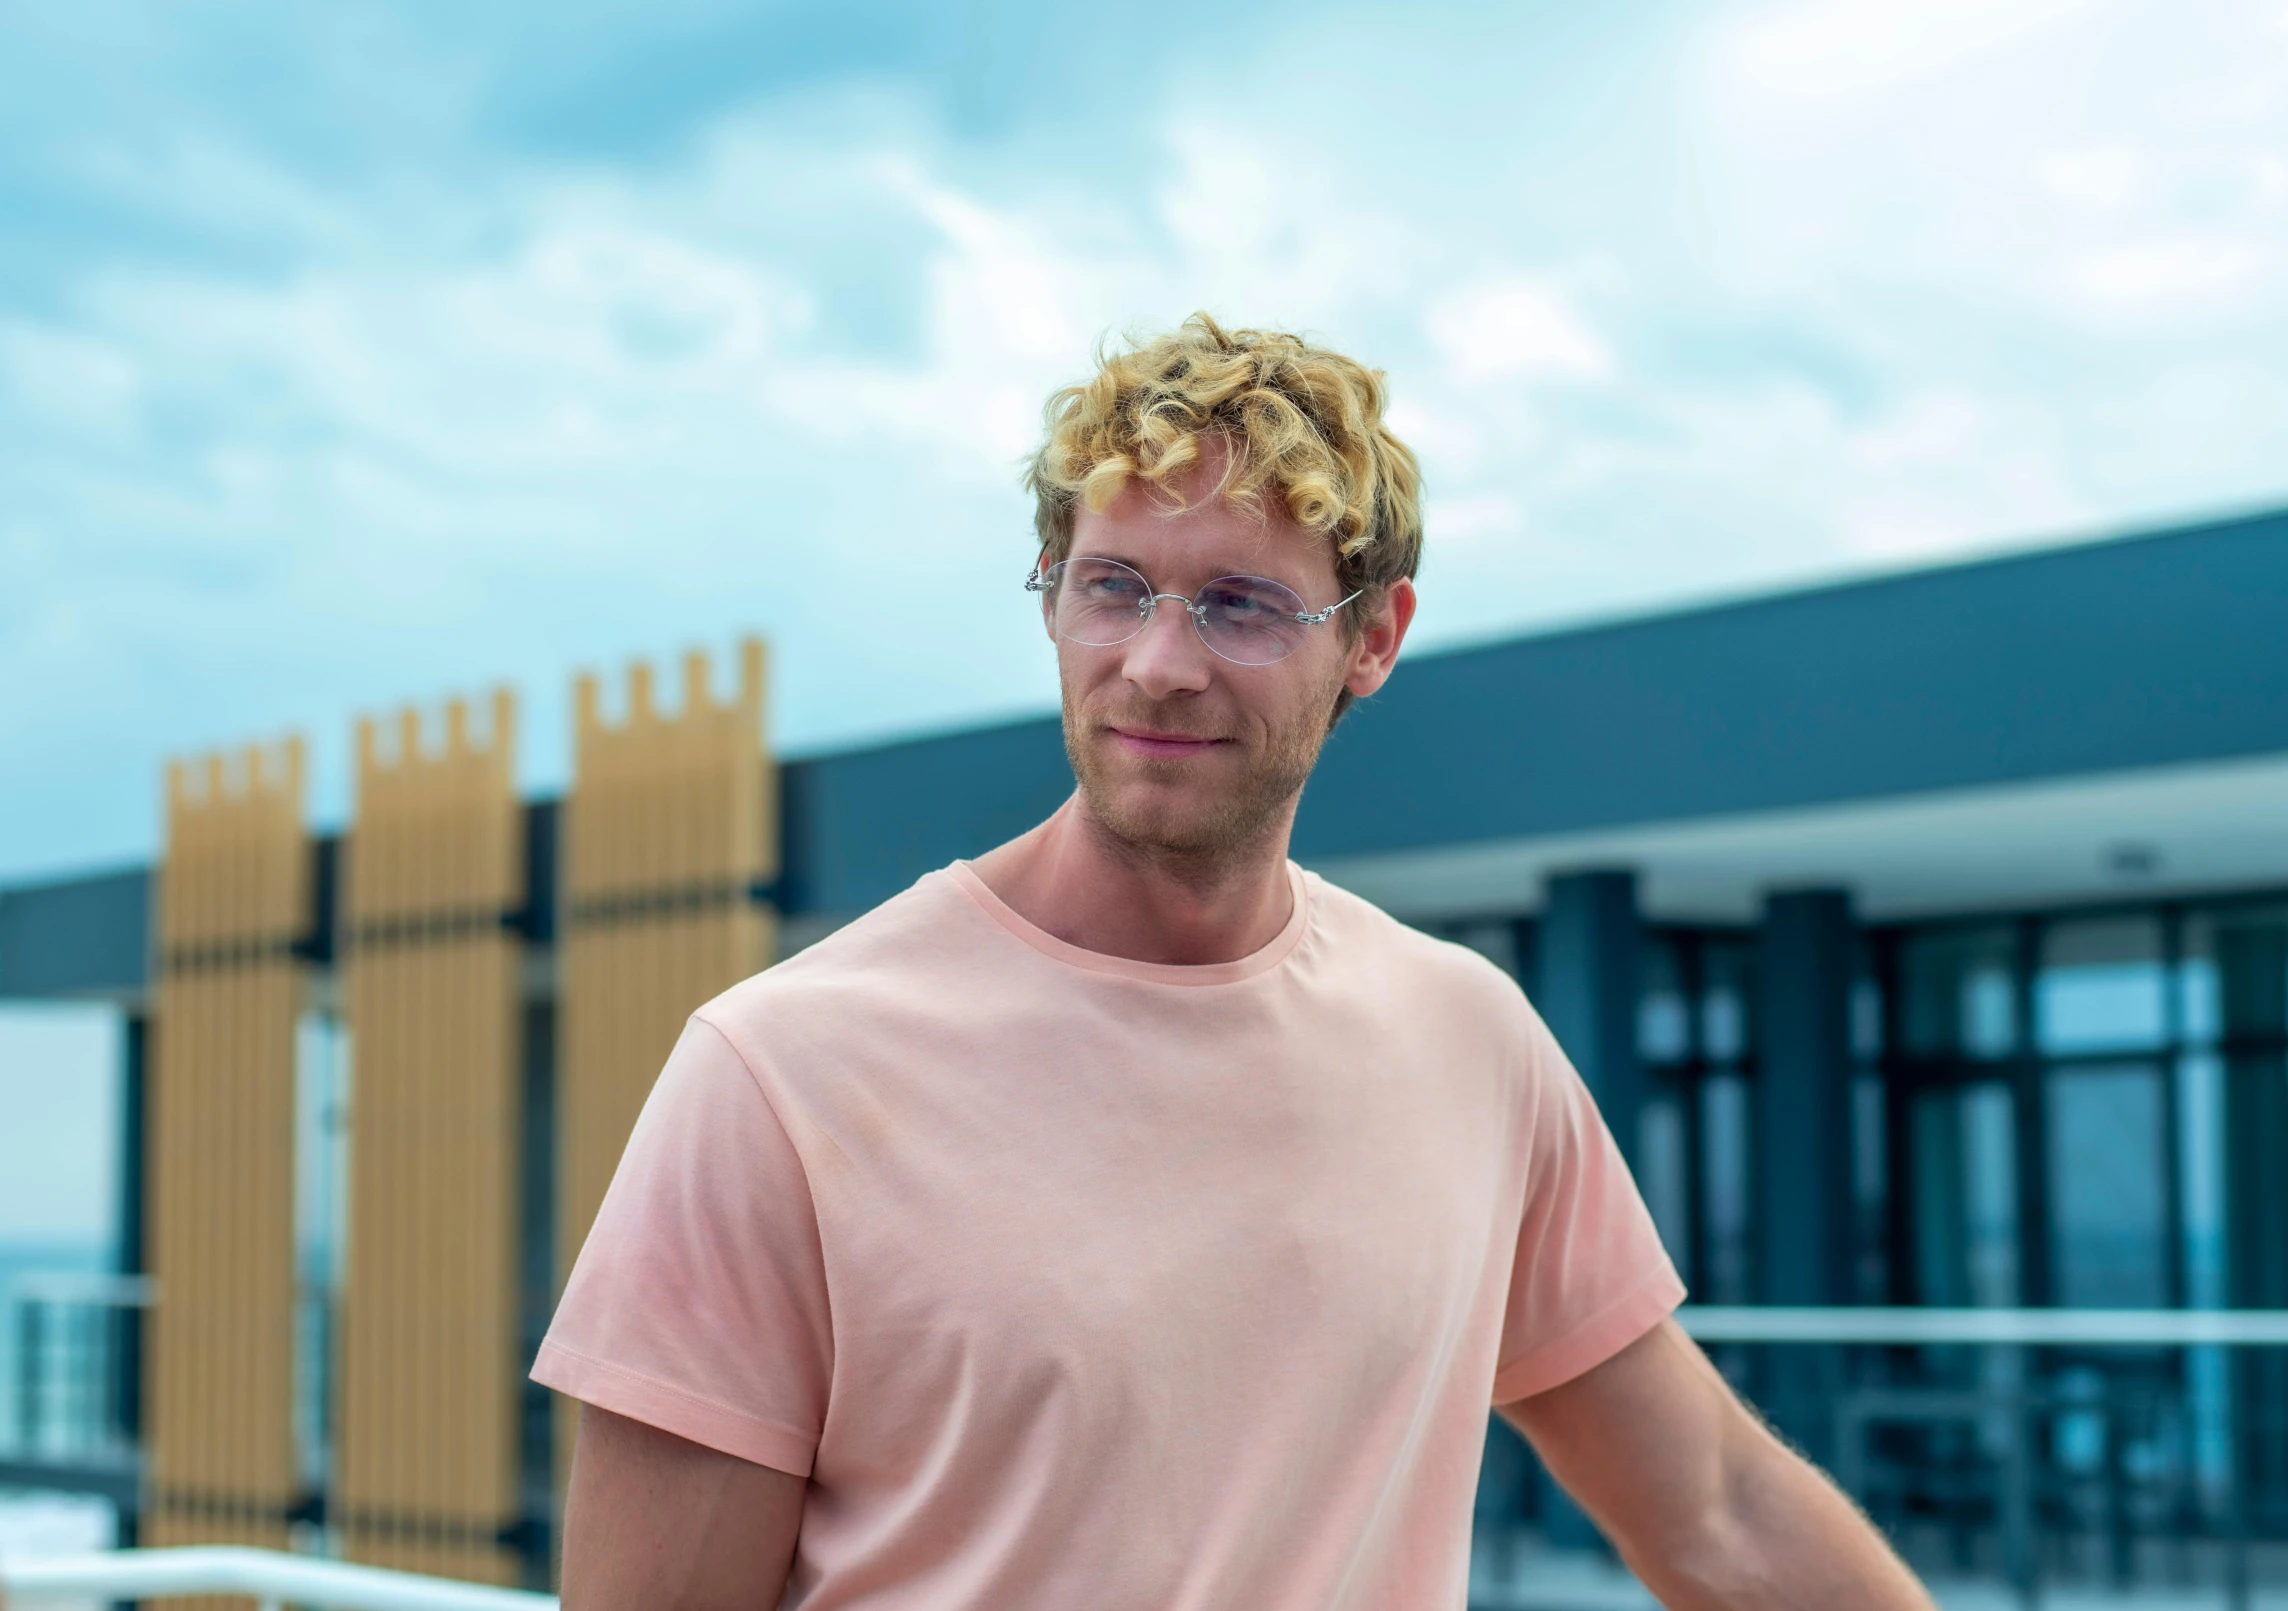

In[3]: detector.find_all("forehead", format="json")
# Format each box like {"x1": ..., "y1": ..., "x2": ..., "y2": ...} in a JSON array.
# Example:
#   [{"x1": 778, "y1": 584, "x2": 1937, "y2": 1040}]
[{"x1": 1068, "y1": 466, "x2": 1336, "y2": 588}]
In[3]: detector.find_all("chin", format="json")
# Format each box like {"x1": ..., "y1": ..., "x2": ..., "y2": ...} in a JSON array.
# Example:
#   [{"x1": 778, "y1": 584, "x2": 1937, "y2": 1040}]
[{"x1": 1094, "y1": 784, "x2": 1224, "y2": 852}]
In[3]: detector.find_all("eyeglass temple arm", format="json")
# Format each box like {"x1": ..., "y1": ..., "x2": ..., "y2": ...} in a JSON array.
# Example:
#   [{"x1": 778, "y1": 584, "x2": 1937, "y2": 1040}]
[{"x1": 1297, "y1": 589, "x2": 1365, "y2": 625}]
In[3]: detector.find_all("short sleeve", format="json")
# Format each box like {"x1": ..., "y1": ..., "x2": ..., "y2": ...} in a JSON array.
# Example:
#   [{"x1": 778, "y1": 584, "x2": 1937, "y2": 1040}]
[
  {"x1": 533, "y1": 1016, "x2": 832, "y2": 1476},
  {"x1": 1490, "y1": 1006, "x2": 1686, "y2": 1404}
]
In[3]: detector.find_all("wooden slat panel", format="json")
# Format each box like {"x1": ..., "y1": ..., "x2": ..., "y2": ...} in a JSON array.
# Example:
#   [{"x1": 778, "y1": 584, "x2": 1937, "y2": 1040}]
[
  {"x1": 147, "y1": 740, "x2": 306, "y2": 1605},
  {"x1": 556, "y1": 640, "x2": 773, "y2": 1514},
  {"x1": 338, "y1": 690, "x2": 524, "y2": 1585}
]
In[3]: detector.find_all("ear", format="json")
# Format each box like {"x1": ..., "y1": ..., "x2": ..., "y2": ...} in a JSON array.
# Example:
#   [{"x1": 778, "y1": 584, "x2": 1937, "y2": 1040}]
[{"x1": 1342, "y1": 578, "x2": 1416, "y2": 700}]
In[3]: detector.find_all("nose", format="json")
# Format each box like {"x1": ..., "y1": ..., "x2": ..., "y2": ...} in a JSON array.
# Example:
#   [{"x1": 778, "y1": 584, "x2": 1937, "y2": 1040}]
[{"x1": 1119, "y1": 595, "x2": 1213, "y2": 700}]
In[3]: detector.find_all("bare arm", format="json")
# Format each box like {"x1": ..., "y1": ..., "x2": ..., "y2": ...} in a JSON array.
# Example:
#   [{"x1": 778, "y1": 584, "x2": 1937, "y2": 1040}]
[
  {"x1": 560, "y1": 1403, "x2": 807, "y2": 1611},
  {"x1": 1499, "y1": 1319, "x2": 1935, "y2": 1611}
]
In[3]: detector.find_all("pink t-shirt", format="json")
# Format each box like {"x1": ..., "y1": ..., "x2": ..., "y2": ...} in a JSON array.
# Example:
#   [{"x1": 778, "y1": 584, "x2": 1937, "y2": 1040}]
[{"x1": 535, "y1": 862, "x2": 1682, "y2": 1609}]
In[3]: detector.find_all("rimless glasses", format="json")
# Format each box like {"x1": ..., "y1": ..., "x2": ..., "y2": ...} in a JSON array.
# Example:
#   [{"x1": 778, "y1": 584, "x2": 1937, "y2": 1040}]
[{"x1": 1027, "y1": 557, "x2": 1363, "y2": 667}]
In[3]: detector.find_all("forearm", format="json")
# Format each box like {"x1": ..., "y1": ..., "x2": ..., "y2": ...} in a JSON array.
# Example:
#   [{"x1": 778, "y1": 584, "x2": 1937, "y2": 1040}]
[
  {"x1": 1503, "y1": 1322, "x2": 1934, "y2": 1611},
  {"x1": 561, "y1": 1403, "x2": 806, "y2": 1611},
  {"x1": 1629, "y1": 1415, "x2": 1933, "y2": 1611}
]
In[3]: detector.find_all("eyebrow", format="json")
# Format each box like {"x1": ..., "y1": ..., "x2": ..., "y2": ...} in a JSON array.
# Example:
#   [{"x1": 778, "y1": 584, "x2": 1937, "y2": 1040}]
[
  {"x1": 1076, "y1": 551, "x2": 1152, "y2": 573},
  {"x1": 1070, "y1": 552, "x2": 1291, "y2": 586}
]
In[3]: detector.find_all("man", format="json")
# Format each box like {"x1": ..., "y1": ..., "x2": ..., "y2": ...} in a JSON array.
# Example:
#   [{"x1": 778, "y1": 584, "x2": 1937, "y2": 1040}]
[{"x1": 535, "y1": 314, "x2": 1936, "y2": 1609}]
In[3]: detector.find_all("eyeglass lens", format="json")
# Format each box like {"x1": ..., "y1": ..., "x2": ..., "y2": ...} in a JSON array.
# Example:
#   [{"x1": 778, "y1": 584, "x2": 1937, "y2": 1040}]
[{"x1": 1040, "y1": 558, "x2": 1315, "y2": 666}]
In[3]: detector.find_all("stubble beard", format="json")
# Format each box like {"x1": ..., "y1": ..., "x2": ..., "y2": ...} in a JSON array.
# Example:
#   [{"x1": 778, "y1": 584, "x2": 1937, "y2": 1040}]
[{"x1": 1061, "y1": 679, "x2": 1336, "y2": 882}]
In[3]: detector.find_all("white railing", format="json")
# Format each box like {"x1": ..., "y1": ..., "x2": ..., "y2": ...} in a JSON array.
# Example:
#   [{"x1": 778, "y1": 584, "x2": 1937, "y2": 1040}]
[
  {"x1": 1679, "y1": 1304, "x2": 2288, "y2": 1346},
  {"x1": 1660, "y1": 1305, "x2": 2288, "y2": 1611},
  {"x1": 0, "y1": 1545, "x2": 556, "y2": 1609}
]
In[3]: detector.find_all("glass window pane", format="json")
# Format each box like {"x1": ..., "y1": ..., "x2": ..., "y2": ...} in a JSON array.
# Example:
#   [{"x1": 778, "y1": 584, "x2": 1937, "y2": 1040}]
[
  {"x1": 1853, "y1": 1072, "x2": 1887, "y2": 1301},
  {"x1": 1639, "y1": 996, "x2": 1689, "y2": 1064},
  {"x1": 2208, "y1": 909, "x2": 2288, "y2": 1042},
  {"x1": 2046, "y1": 1063, "x2": 2168, "y2": 1308},
  {"x1": 1701, "y1": 991, "x2": 1744, "y2": 1063},
  {"x1": 1698, "y1": 939, "x2": 1753, "y2": 1065},
  {"x1": 1700, "y1": 1072, "x2": 1753, "y2": 1304},
  {"x1": 1638, "y1": 932, "x2": 1689, "y2": 1065},
  {"x1": 0, "y1": 1005, "x2": 122, "y2": 1452},
  {"x1": 1639, "y1": 1094, "x2": 1691, "y2": 1278},
  {"x1": 295, "y1": 1009, "x2": 350, "y2": 1491},
  {"x1": 1901, "y1": 927, "x2": 2017, "y2": 1060},
  {"x1": 2179, "y1": 920, "x2": 2221, "y2": 1046},
  {"x1": 1962, "y1": 1084, "x2": 2021, "y2": 1307},
  {"x1": 2038, "y1": 916, "x2": 2166, "y2": 1055},
  {"x1": 1910, "y1": 1082, "x2": 2018, "y2": 1307},
  {"x1": 1910, "y1": 1089, "x2": 1968, "y2": 1306},
  {"x1": 1851, "y1": 979, "x2": 1884, "y2": 1060},
  {"x1": 1853, "y1": 1073, "x2": 1887, "y2": 1214},
  {"x1": 2179, "y1": 1050, "x2": 2227, "y2": 1310}
]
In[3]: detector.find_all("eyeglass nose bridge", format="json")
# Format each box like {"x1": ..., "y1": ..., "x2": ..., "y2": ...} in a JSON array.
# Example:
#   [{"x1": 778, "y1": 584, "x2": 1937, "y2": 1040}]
[{"x1": 1138, "y1": 590, "x2": 1207, "y2": 624}]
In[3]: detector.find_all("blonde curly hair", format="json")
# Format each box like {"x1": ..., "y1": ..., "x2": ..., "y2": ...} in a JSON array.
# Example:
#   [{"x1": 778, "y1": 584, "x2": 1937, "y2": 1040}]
[{"x1": 1023, "y1": 314, "x2": 1424, "y2": 617}]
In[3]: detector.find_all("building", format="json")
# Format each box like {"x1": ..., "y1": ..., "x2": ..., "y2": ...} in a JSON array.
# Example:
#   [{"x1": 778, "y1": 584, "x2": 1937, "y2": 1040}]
[{"x1": 3, "y1": 504, "x2": 2286, "y2": 1584}]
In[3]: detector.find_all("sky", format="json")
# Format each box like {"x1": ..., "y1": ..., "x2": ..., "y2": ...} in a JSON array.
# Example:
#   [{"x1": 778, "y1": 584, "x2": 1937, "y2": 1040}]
[{"x1": 3, "y1": 0, "x2": 2287, "y2": 895}]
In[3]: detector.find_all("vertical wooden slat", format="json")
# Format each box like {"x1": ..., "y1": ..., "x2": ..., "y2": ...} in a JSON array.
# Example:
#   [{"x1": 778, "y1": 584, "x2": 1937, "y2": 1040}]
[
  {"x1": 147, "y1": 737, "x2": 306, "y2": 1607},
  {"x1": 338, "y1": 690, "x2": 524, "y2": 1585},
  {"x1": 554, "y1": 639, "x2": 775, "y2": 1519}
]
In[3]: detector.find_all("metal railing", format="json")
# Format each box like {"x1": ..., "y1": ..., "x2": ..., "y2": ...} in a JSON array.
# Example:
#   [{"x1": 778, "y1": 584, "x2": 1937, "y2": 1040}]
[
  {"x1": 1691, "y1": 1307, "x2": 2288, "y2": 1610},
  {"x1": 0, "y1": 1545, "x2": 556, "y2": 1609},
  {"x1": 1472, "y1": 1306, "x2": 2288, "y2": 1611},
  {"x1": 11, "y1": 1305, "x2": 2287, "y2": 1609},
  {"x1": 1679, "y1": 1307, "x2": 2288, "y2": 1348}
]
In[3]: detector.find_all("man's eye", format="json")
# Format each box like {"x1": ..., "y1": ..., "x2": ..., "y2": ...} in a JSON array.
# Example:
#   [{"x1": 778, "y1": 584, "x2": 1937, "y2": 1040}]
[{"x1": 1206, "y1": 589, "x2": 1274, "y2": 618}]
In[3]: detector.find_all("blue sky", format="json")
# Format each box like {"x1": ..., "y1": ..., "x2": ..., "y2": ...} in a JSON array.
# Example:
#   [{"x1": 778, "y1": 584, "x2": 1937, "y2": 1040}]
[{"x1": 4, "y1": 0, "x2": 2287, "y2": 893}]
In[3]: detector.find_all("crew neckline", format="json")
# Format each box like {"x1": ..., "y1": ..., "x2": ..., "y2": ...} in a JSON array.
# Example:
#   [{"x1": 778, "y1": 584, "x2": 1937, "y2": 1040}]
[{"x1": 945, "y1": 859, "x2": 1312, "y2": 987}]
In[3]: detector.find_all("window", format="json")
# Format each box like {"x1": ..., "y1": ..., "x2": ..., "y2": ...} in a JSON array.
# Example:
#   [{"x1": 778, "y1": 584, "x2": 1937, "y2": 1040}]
[
  {"x1": 2038, "y1": 917, "x2": 2166, "y2": 1056},
  {"x1": 2045, "y1": 1063, "x2": 2168, "y2": 1309},
  {"x1": 1902, "y1": 927, "x2": 2018, "y2": 1060}
]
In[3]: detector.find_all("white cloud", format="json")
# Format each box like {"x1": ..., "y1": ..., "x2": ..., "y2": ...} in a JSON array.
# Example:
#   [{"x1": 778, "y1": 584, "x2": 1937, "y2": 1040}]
[
  {"x1": 6, "y1": 3, "x2": 2288, "y2": 879},
  {"x1": 1426, "y1": 278, "x2": 1613, "y2": 384},
  {"x1": 1424, "y1": 493, "x2": 1525, "y2": 545},
  {"x1": 1729, "y1": 0, "x2": 2099, "y2": 98},
  {"x1": 2064, "y1": 236, "x2": 2267, "y2": 311},
  {"x1": 2039, "y1": 146, "x2": 2149, "y2": 212}
]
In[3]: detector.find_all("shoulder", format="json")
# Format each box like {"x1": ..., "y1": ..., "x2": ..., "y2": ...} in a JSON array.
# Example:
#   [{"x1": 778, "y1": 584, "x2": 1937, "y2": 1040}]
[
  {"x1": 697, "y1": 868, "x2": 979, "y2": 1039},
  {"x1": 1304, "y1": 872, "x2": 1538, "y2": 1025}
]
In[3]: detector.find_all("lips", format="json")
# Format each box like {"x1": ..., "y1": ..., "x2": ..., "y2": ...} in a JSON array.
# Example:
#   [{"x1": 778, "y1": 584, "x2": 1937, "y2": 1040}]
[{"x1": 1110, "y1": 726, "x2": 1225, "y2": 759}]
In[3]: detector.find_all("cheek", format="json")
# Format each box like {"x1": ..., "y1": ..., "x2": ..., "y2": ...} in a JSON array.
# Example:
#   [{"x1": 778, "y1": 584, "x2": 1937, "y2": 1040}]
[
  {"x1": 1220, "y1": 669, "x2": 1331, "y2": 748},
  {"x1": 1057, "y1": 645, "x2": 1124, "y2": 708},
  {"x1": 1273, "y1": 648, "x2": 1351, "y2": 723}
]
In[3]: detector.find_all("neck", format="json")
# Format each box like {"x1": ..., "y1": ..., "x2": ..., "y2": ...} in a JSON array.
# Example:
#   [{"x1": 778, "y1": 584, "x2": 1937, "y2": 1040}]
[{"x1": 969, "y1": 793, "x2": 1299, "y2": 966}]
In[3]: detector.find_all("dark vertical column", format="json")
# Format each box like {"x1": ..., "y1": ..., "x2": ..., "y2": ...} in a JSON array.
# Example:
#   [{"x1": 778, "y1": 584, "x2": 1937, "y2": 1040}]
[
  {"x1": 2010, "y1": 918, "x2": 2053, "y2": 1310},
  {"x1": 516, "y1": 797, "x2": 562, "y2": 1586},
  {"x1": 516, "y1": 993, "x2": 560, "y2": 1585},
  {"x1": 2220, "y1": 922, "x2": 2288, "y2": 1529},
  {"x1": 1531, "y1": 868, "x2": 1643, "y2": 1551},
  {"x1": 1755, "y1": 888, "x2": 1858, "y2": 1465},
  {"x1": 1537, "y1": 869, "x2": 1645, "y2": 1171},
  {"x1": 1756, "y1": 889, "x2": 1858, "y2": 1306},
  {"x1": 2159, "y1": 907, "x2": 2189, "y2": 1311},
  {"x1": 116, "y1": 1010, "x2": 149, "y2": 1548},
  {"x1": 1678, "y1": 935, "x2": 1710, "y2": 1299},
  {"x1": 1872, "y1": 931, "x2": 1920, "y2": 1305}
]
